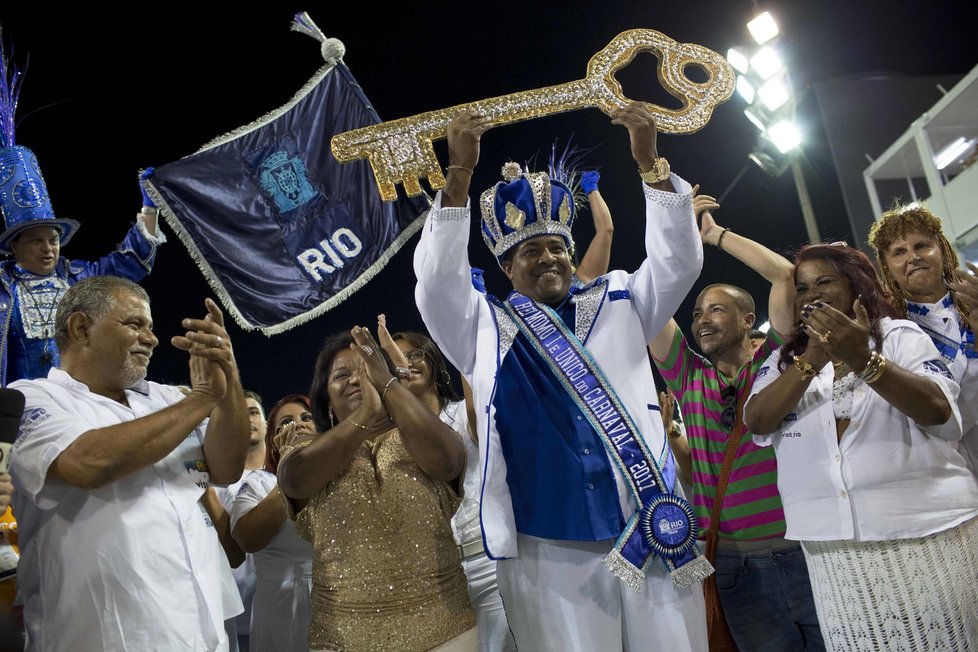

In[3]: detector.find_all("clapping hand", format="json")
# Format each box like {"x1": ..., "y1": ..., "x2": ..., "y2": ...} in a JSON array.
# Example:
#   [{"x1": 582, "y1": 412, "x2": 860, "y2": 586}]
[
  {"x1": 173, "y1": 299, "x2": 236, "y2": 401},
  {"x1": 947, "y1": 261, "x2": 978, "y2": 333},
  {"x1": 800, "y1": 298, "x2": 872, "y2": 371}
]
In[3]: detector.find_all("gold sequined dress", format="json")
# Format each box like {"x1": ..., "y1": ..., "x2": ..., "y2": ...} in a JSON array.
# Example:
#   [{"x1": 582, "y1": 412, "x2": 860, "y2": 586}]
[{"x1": 290, "y1": 428, "x2": 475, "y2": 651}]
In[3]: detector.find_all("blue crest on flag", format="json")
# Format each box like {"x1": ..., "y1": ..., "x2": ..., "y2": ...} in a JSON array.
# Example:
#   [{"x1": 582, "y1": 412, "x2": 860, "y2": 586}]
[{"x1": 249, "y1": 137, "x2": 319, "y2": 214}]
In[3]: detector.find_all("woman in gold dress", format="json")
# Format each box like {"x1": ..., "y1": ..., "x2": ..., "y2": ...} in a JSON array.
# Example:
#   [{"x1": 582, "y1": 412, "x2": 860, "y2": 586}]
[{"x1": 277, "y1": 327, "x2": 475, "y2": 652}]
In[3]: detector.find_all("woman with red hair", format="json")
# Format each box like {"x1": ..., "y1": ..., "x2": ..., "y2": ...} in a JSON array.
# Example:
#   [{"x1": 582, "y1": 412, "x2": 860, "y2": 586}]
[
  {"x1": 745, "y1": 243, "x2": 978, "y2": 651},
  {"x1": 231, "y1": 395, "x2": 316, "y2": 651}
]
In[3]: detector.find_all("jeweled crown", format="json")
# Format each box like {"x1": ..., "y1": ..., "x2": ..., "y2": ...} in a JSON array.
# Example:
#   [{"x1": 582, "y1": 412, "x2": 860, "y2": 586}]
[{"x1": 479, "y1": 162, "x2": 575, "y2": 263}]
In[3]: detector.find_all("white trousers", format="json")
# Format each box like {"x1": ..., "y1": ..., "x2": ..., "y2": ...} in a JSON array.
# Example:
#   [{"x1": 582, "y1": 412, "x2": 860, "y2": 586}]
[
  {"x1": 496, "y1": 535, "x2": 707, "y2": 652},
  {"x1": 461, "y1": 552, "x2": 517, "y2": 651}
]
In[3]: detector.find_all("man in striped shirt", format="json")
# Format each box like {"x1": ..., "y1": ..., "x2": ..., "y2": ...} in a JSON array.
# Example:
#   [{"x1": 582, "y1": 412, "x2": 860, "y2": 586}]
[{"x1": 650, "y1": 197, "x2": 824, "y2": 651}]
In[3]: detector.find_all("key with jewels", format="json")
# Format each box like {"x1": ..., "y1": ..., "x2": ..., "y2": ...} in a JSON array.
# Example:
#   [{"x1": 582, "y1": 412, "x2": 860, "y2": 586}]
[{"x1": 331, "y1": 29, "x2": 735, "y2": 202}]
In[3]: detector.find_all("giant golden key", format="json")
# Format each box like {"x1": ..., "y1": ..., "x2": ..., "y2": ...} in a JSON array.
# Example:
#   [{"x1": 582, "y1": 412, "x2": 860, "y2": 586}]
[{"x1": 331, "y1": 29, "x2": 735, "y2": 202}]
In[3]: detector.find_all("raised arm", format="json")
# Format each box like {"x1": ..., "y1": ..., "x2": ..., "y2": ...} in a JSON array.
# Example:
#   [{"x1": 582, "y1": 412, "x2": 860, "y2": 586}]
[
  {"x1": 351, "y1": 326, "x2": 464, "y2": 481},
  {"x1": 575, "y1": 171, "x2": 613, "y2": 284},
  {"x1": 49, "y1": 383, "x2": 223, "y2": 489},
  {"x1": 609, "y1": 103, "x2": 703, "y2": 342},
  {"x1": 69, "y1": 169, "x2": 165, "y2": 281},
  {"x1": 414, "y1": 112, "x2": 492, "y2": 376},
  {"x1": 277, "y1": 379, "x2": 388, "y2": 502},
  {"x1": 696, "y1": 191, "x2": 795, "y2": 337},
  {"x1": 139, "y1": 167, "x2": 160, "y2": 236},
  {"x1": 173, "y1": 299, "x2": 250, "y2": 485}
]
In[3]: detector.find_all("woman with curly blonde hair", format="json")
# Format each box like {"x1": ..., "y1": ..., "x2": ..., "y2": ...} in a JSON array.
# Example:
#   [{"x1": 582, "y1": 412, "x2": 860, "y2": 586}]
[{"x1": 868, "y1": 203, "x2": 978, "y2": 473}]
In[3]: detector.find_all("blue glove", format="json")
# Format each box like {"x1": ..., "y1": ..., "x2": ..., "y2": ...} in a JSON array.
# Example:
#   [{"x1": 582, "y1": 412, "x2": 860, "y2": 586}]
[
  {"x1": 470, "y1": 267, "x2": 487, "y2": 294},
  {"x1": 581, "y1": 170, "x2": 600, "y2": 195},
  {"x1": 140, "y1": 167, "x2": 157, "y2": 208}
]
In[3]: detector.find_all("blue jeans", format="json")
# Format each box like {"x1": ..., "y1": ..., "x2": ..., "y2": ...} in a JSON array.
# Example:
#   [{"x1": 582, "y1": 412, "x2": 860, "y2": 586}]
[{"x1": 715, "y1": 542, "x2": 825, "y2": 651}]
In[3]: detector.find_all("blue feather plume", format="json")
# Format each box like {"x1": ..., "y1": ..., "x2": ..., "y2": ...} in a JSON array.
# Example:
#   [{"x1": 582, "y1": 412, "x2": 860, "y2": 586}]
[{"x1": 0, "y1": 34, "x2": 25, "y2": 148}]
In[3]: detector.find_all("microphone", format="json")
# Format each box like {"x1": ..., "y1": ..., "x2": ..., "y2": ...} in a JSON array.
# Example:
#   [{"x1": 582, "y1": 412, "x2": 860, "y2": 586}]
[{"x1": 0, "y1": 389, "x2": 25, "y2": 474}]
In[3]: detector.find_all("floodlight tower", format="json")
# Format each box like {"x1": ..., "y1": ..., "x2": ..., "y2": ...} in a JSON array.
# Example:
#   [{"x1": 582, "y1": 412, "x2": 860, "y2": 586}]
[{"x1": 728, "y1": 11, "x2": 820, "y2": 243}]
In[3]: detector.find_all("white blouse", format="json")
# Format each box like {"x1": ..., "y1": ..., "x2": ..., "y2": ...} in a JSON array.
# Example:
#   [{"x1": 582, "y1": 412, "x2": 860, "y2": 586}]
[{"x1": 747, "y1": 317, "x2": 978, "y2": 542}]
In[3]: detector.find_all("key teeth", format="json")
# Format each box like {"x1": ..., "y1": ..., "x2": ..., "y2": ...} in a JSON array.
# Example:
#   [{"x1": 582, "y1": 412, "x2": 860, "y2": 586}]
[
  {"x1": 427, "y1": 169, "x2": 447, "y2": 192},
  {"x1": 402, "y1": 176, "x2": 423, "y2": 197},
  {"x1": 378, "y1": 180, "x2": 398, "y2": 202}
]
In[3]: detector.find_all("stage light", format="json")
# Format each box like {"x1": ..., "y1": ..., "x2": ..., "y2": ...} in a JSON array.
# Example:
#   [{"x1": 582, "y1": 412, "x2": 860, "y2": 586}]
[
  {"x1": 727, "y1": 48, "x2": 750, "y2": 74},
  {"x1": 758, "y1": 321, "x2": 771, "y2": 333},
  {"x1": 737, "y1": 76, "x2": 755, "y2": 103},
  {"x1": 769, "y1": 121, "x2": 801, "y2": 153},
  {"x1": 934, "y1": 136, "x2": 973, "y2": 170},
  {"x1": 744, "y1": 108, "x2": 767, "y2": 132},
  {"x1": 750, "y1": 47, "x2": 782, "y2": 80},
  {"x1": 758, "y1": 79, "x2": 790, "y2": 110},
  {"x1": 748, "y1": 12, "x2": 780, "y2": 44}
]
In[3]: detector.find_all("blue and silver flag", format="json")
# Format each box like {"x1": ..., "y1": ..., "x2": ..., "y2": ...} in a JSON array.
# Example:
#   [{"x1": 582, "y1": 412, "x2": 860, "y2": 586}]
[{"x1": 145, "y1": 15, "x2": 429, "y2": 334}]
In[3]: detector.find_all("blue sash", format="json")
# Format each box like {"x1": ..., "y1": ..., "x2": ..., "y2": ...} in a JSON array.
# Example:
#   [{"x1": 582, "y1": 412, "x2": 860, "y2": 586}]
[{"x1": 505, "y1": 292, "x2": 714, "y2": 590}]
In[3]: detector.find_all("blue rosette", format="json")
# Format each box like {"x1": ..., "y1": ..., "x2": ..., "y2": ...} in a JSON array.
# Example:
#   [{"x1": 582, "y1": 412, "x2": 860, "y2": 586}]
[{"x1": 639, "y1": 494, "x2": 699, "y2": 560}]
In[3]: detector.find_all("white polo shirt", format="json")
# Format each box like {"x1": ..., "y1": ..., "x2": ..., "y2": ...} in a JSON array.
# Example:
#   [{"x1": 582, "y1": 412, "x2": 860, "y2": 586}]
[
  {"x1": 9, "y1": 368, "x2": 241, "y2": 652},
  {"x1": 747, "y1": 318, "x2": 978, "y2": 542}
]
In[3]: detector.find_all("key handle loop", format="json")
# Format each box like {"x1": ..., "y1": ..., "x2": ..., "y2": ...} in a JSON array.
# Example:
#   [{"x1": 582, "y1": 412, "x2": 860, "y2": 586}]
[{"x1": 586, "y1": 29, "x2": 735, "y2": 132}]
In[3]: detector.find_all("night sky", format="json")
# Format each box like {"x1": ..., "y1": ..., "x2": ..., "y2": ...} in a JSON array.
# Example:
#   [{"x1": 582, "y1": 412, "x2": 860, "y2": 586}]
[{"x1": 1, "y1": 2, "x2": 976, "y2": 405}]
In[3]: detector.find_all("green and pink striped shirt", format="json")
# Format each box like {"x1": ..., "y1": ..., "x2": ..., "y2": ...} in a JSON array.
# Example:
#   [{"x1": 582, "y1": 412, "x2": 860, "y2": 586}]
[{"x1": 655, "y1": 329, "x2": 786, "y2": 541}]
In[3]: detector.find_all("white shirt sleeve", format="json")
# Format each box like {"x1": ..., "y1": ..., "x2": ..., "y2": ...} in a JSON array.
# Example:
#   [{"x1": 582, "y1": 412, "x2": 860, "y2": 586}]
[
  {"x1": 229, "y1": 469, "x2": 275, "y2": 532},
  {"x1": 745, "y1": 348, "x2": 786, "y2": 447},
  {"x1": 885, "y1": 321, "x2": 963, "y2": 441},
  {"x1": 626, "y1": 175, "x2": 704, "y2": 344},
  {"x1": 413, "y1": 192, "x2": 483, "y2": 376},
  {"x1": 9, "y1": 382, "x2": 99, "y2": 509}
]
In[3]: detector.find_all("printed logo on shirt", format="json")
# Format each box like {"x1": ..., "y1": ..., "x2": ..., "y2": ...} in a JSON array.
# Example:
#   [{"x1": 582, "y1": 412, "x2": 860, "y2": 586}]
[
  {"x1": 923, "y1": 359, "x2": 954, "y2": 381},
  {"x1": 14, "y1": 407, "x2": 51, "y2": 447},
  {"x1": 184, "y1": 458, "x2": 211, "y2": 489},
  {"x1": 783, "y1": 412, "x2": 798, "y2": 422},
  {"x1": 783, "y1": 431, "x2": 802, "y2": 438},
  {"x1": 756, "y1": 366, "x2": 770, "y2": 379}
]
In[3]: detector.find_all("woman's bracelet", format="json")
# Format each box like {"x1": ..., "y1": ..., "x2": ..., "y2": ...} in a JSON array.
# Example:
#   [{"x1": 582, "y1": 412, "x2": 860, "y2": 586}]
[
  {"x1": 793, "y1": 355, "x2": 817, "y2": 380},
  {"x1": 716, "y1": 228, "x2": 730, "y2": 250},
  {"x1": 347, "y1": 417, "x2": 370, "y2": 431},
  {"x1": 381, "y1": 376, "x2": 398, "y2": 401},
  {"x1": 857, "y1": 350, "x2": 887, "y2": 384},
  {"x1": 447, "y1": 164, "x2": 473, "y2": 176}
]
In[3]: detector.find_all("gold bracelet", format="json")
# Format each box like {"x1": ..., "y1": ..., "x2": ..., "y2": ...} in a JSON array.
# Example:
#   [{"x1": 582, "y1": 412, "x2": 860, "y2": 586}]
[
  {"x1": 793, "y1": 355, "x2": 817, "y2": 380},
  {"x1": 861, "y1": 352, "x2": 887, "y2": 384},
  {"x1": 447, "y1": 164, "x2": 473, "y2": 175},
  {"x1": 667, "y1": 423, "x2": 683, "y2": 440},
  {"x1": 857, "y1": 350, "x2": 885, "y2": 383},
  {"x1": 347, "y1": 417, "x2": 370, "y2": 431}
]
